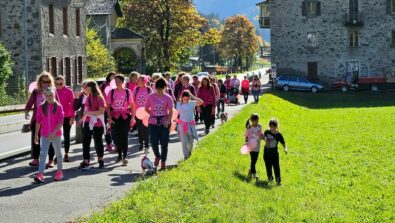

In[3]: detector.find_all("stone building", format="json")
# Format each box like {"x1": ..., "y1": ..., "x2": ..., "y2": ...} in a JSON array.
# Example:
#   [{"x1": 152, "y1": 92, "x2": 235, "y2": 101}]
[
  {"x1": 257, "y1": 0, "x2": 395, "y2": 84},
  {"x1": 0, "y1": 0, "x2": 87, "y2": 89},
  {"x1": 86, "y1": 0, "x2": 145, "y2": 73}
]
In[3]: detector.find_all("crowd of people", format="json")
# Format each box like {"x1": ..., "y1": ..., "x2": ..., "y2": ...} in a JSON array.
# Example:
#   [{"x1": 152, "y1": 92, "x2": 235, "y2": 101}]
[{"x1": 24, "y1": 71, "x2": 263, "y2": 183}]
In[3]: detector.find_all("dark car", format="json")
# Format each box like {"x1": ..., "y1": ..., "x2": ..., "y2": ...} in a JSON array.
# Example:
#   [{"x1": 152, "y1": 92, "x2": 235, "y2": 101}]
[{"x1": 275, "y1": 75, "x2": 324, "y2": 93}]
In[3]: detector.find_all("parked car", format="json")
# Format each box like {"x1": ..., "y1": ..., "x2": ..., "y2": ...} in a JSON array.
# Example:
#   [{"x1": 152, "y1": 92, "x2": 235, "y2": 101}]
[
  {"x1": 275, "y1": 75, "x2": 323, "y2": 93},
  {"x1": 197, "y1": 72, "x2": 210, "y2": 80},
  {"x1": 332, "y1": 76, "x2": 386, "y2": 92}
]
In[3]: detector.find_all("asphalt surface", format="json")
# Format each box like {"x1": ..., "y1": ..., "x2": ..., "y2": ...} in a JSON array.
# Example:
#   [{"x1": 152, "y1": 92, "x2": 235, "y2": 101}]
[{"x1": 0, "y1": 69, "x2": 269, "y2": 223}]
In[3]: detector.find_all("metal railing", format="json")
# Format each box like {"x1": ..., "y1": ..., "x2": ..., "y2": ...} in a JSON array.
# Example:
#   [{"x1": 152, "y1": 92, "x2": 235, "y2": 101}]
[{"x1": 344, "y1": 12, "x2": 363, "y2": 27}]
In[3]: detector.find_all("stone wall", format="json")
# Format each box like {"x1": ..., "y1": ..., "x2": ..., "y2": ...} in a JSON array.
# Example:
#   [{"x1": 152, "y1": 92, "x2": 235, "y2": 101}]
[{"x1": 270, "y1": 0, "x2": 395, "y2": 83}]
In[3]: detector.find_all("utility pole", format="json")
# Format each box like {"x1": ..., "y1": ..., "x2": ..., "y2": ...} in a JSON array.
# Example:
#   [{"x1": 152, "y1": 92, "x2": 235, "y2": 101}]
[{"x1": 24, "y1": 0, "x2": 29, "y2": 90}]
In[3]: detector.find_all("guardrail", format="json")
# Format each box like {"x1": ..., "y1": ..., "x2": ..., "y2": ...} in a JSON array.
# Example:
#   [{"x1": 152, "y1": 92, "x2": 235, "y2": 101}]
[{"x1": 0, "y1": 104, "x2": 25, "y2": 114}]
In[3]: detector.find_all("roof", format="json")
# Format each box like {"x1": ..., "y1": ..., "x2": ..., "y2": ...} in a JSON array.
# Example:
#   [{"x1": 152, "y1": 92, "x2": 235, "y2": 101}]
[
  {"x1": 111, "y1": 27, "x2": 145, "y2": 39},
  {"x1": 256, "y1": 0, "x2": 268, "y2": 5},
  {"x1": 86, "y1": 0, "x2": 123, "y2": 17}
]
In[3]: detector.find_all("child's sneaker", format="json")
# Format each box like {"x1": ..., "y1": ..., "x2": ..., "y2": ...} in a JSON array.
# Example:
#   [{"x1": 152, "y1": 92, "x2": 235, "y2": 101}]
[
  {"x1": 98, "y1": 160, "x2": 104, "y2": 169},
  {"x1": 159, "y1": 161, "x2": 166, "y2": 171},
  {"x1": 34, "y1": 172, "x2": 45, "y2": 183},
  {"x1": 252, "y1": 173, "x2": 258, "y2": 180},
  {"x1": 122, "y1": 159, "x2": 128, "y2": 166},
  {"x1": 78, "y1": 162, "x2": 90, "y2": 170},
  {"x1": 54, "y1": 170, "x2": 64, "y2": 181},
  {"x1": 115, "y1": 155, "x2": 122, "y2": 163},
  {"x1": 29, "y1": 159, "x2": 39, "y2": 167},
  {"x1": 154, "y1": 157, "x2": 160, "y2": 167},
  {"x1": 105, "y1": 144, "x2": 113, "y2": 152}
]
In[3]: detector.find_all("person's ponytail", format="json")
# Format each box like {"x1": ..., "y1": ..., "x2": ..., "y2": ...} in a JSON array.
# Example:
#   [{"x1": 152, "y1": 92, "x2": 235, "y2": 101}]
[{"x1": 245, "y1": 119, "x2": 251, "y2": 129}]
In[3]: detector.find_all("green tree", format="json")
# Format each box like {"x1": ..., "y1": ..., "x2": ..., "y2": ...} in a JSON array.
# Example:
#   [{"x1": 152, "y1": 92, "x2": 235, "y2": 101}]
[
  {"x1": 0, "y1": 42, "x2": 14, "y2": 105},
  {"x1": 218, "y1": 15, "x2": 258, "y2": 72},
  {"x1": 120, "y1": 0, "x2": 206, "y2": 71},
  {"x1": 86, "y1": 28, "x2": 116, "y2": 78}
]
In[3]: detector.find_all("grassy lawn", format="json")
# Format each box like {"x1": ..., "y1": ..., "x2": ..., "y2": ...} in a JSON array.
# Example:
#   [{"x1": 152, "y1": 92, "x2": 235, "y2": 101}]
[{"x1": 84, "y1": 92, "x2": 395, "y2": 223}]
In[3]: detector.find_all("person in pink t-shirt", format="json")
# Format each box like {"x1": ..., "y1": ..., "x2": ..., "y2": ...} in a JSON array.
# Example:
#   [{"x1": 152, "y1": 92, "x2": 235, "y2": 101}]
[
  {"x1": 24, "y1": 72, "x2": 55, "y2": 167},
  {"x1": 33, "y1": 87, "x2": 64, "y2": 183},
  {"x1": 107, "y1": 74, "x2": 136, "y2": 165},
  {"x1": 125, "y1": 71, "x2": 139, "y2": 95},
  {"x1": 145, "y1": 77, "x2": 173, "y2": 170},
  {"x1": 78, "y1": 80, "x2": 106, "y2": 169},
  {"x1": 100, "y1": 72, "x2": 116, "y2": 152},
  {"x1": 46, "y1": 76, "x2": 74, "y2": 163},
  {"x1": 134, "y1": 75, "x2": 152, "y2": 151}
]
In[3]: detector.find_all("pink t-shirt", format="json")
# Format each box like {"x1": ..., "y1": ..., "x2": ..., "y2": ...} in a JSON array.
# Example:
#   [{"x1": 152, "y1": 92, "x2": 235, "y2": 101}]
[
  {"x1": 36, "y1": 103, "x2": 64, "y2": 137},
  {"x1": 133, "y1": 87, "x2": 152, "y2": 109},
  {"x1": 126, "y1": 82, "x2": 137, "y2": 93},
  {"x1": 145, "y1": 93, "x2": 173, "y2": 125},
  {"x1": 106, "y1": 89, "x2": 134, "y2": 119},
  {"x1": 85, "y1": 95, "x2": 105, "y2": 127},
  {"x1": 56, "y1": 87, "x2": 74, "y2": 118}
]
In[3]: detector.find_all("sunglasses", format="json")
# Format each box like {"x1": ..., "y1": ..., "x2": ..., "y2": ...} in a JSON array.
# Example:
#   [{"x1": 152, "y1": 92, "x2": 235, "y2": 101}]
[
  {"x1": 56, "y1": 83, "x2": 64, "y2": 86},
  {"x1": 42, "y1": 81, "x2": 51, "y2": 84}
]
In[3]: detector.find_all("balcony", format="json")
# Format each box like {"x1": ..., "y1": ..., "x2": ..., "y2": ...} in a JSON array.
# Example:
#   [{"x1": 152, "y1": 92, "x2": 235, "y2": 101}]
[
  {"x1": 259, "y1": 16, "x2": 270, "y2": 28},
  {"x1": 344, "y1": 13, "x2": 363, "y2": 27}
]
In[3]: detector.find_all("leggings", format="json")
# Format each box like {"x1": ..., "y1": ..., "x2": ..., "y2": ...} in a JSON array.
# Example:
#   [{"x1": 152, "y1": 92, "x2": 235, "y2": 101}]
[
  {"x1": 136, "y1": 118, "x2": 149, "y2": 149},
  {"x1": 39, "y1": 136, "x2": 62, "y2": 173},
  {"x1": 31, "y1": 121, "x2": 41, "y2": 159},
  {"x1": 242, "y1": 89, "x2": 249, "y2": 104},
  {"x1": 82, "y1": 123, "x2": 104, "y2": 161},
  {"x1": 112, "y1": 115, "x2": 131, "y2": 159},
  {"x1": 149, "y1": 124, "x2": 170, "y2": 162},
  {"x1": 200, "y1": 104, "x2": 213, "y2": 130},
  {"x1": 49, "y1": 117, "x2": 71, "y2": 160},
  {"x1": 263, "y1": 148, "x2": 281, "y2": 182},
  {"x1": 104, "y1": 112, "x2": 112, "y2": 146},
  {"x1": 217, "y1": 99, "x2": 225, "y2": 114},
  {"x1": 250, "y1": 151, "x2": 259, "y2": 174}
]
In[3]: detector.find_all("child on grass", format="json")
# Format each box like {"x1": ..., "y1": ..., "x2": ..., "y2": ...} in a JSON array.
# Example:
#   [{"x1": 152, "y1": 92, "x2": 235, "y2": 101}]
[
  {"x1": 263, "y1": 118, "x2": 288, "y2": 185},
  {"x1": 245, "y1": 113, "x2": 263, "y2": 180}
]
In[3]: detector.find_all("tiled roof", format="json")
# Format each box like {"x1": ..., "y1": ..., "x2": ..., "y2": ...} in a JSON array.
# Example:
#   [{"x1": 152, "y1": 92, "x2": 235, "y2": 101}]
[
  {"x1": 86, "y1": 0, "x2": 123, "y2": 17},
  {"x1": 111, "y1": 27, "x2": 145, "y2": 39}
]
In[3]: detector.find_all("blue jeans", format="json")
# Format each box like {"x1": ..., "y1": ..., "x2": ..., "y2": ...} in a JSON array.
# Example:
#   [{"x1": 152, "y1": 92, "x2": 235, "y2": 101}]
[
  {"x1": 252, "y1": 90, "x2": 260, "y2": 103},
  {"x1": 149, "y1": 124, "x2": 170, "y2": 162},
  {"x1": 38, "y1": 136, "x2": 62, "y2": 173}
]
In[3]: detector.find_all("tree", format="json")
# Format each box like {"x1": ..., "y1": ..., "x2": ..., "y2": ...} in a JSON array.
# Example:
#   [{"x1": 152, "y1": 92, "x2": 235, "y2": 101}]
[
  {"x1": 218, "y1": 15, "x2": 258, "y2": 72},
  {"x1": 0, "y1": 42, "x2": 14, "y2": 105},
  {"x1": 86, "y1": 28, "x2": 116, "y2": 78},
  {"x1": 120, "y1": 0, "x2": 206, "y2": 71}
]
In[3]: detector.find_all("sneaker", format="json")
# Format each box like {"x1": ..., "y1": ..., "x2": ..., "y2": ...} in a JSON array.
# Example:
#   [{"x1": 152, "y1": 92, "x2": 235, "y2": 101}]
[
  {"x1": 248, "y1": 169, "x2": 252, "y2": 178},
  {"x1": 211, "y1": 125, "x2": 215, "y2": 129},
  {"x1": 276, "y1": 181, "x2": 281, "y2": 186},
  {"x1": 268, "y1": 177, "x2": 274, "y2": 182},
  {"x1": 154, "y1": 157, "x2": 160, "y2": 167},
  {"x1": 54, "y1": 170, "x2": 64, "y2": 181},
  {"x1": 252, "y1": 173, "x2": 258, "y2": 180},
  {"x1": 122, "y1": 159, "x2": 128, "y2": 166},
  {"x1": 34, "y1": 172, "x2": 45, "y2": 183},
  {"x1": 105, "y1": 144, "x2": 113, "y2": 152},
  {"x1": 98, "y1": 160, "x2": 104, "y2": 169},
  {"x1": 116, "y1": 156, "x2": 122, "y2": 163},
  {"x1": 29, "y1": 159, "x2": 39, "y2": 167},
  {"x1": 63, "y1": 154, "x2": 70, "y2": 162},
  {"x1": 139, "y1": 145, "x2": 143, "y2": 151},
  {"x1": 46, "y1": 160, "x2": 54, "y2": 168},
  {"x1": 159, "y1": 161, "x2": 166, "y2": 171},
  {"x1": 78, "y1": 162, "x2": 90, "y2": 170},
  {"x1": 204, "y1": 128, "x2": 210, "y2": 134}
]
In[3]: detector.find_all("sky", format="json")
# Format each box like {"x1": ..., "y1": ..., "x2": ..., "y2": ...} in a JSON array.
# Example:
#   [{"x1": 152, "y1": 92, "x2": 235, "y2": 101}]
[{"x1": 194, "y1": 0, "x2": 270, "y2": 42}]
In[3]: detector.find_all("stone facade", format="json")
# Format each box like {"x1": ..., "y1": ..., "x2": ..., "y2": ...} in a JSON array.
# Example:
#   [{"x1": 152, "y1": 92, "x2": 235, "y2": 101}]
[
  {"x1": 261, "y1": 0, "x2": 395, "y2": 84},
  {"x1": 0, "y1": 0, "x2": 86, "y2": 90}
]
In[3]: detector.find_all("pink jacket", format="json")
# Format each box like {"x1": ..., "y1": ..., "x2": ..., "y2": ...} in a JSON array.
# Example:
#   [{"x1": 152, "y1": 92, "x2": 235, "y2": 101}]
[
  {"x1": 198, "y1": 86, "x2": 216, "y2": 106},
  {"x1": 56, "y1": 87, "x2": 74, "y2": 118},
  {"x1": 25, "y1": 89, "x2": 44, "y2": 125},
  {"x1": 36, "y1": 103, "x2": 64, "y2": 137}
]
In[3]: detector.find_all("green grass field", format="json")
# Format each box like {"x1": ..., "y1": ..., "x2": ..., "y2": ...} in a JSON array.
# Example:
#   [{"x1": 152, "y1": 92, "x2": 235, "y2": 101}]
[{"x1": 84, "y1": 92, "x2": 395, "y2": 223}]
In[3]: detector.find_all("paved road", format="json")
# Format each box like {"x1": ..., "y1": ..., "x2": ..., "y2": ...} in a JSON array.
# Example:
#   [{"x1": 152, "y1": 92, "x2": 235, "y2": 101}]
[{"x1": 0, "y1": 69, "x2": 269, "y2": 223}]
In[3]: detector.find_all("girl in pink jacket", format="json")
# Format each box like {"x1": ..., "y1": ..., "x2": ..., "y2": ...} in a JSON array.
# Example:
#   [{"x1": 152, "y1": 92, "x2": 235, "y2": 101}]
[{"x1": 34, "y1": 87, "x2": 64, "y2": 183}]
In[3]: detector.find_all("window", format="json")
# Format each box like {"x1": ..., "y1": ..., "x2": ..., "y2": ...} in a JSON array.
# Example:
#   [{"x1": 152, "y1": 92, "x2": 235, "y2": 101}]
[
  {"x1": 392, "y1": 30, "x2": 395, "y2": 47},
  {"x1": 0, "y1": 11, "x2": 2, "y2": 36},
  {"x1": 78, "y1": 56, "x2": 83, "y2": 83},
  {"x1": 349, "y1": 31, "x2": 359, "y2": 47},
  {"x1": 65, "y1": 57, "x2": 71, "y2": 86},
  {"x1": 49, "y1": 4, "x2": 54, "y2": 34},
  {"x1": 307, "y1": 32, "x2": 318, "y2": 48},
  {"x1": 392, "y1": 60, "x2": 395, "y2": 77},
  {"x1": 393, "y1": 0, "x2": 395, "y2": 14},
  {"x1": 49, "y1": 57, "x2": 57, "y2": 77},
  {"x1": 289, "y1": 76, "x2": 298, "y2": 82},
  {"x1": 302, "y1": 0, "x2": 321, "y2": 17},
  {"x1": 63, "y1": 7, "x2": 68, "y2": 36},
  {"x1": 76, "y1": 8, "x2": 81, "y2": 37},
  {"x1": 59, "y1": 59, "x2": 63, "y2": 76}
]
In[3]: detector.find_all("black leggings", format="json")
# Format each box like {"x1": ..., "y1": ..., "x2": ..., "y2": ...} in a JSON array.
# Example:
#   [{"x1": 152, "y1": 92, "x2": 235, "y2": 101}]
[
  {"x1": 263, "y1": 148, "x2": 281, "y2": 182},
  {"x1": 136, "y1": 118, "x2": 149, "y2": 148},
  {"x1": 200, "y1": 104, "x2": 213, "y2": 130},
  {"x1": 49, "y1": 117, "x2": 71, "y2": 160},
  {"x1": 250, "y1": 151, "x2": 259, "y2": 174},
  {"x1": 82, "y1": 123, "x2": 104, "y2": 161},
  {"x1": 112, "y1": 115, "x2": 131, "y2": 159},
  {"x1": 104, "y1": 112, "x2": 112, "y2": 145},
  {"x1": 31, "y1": 121, "x2": 41, "y2": 159}
]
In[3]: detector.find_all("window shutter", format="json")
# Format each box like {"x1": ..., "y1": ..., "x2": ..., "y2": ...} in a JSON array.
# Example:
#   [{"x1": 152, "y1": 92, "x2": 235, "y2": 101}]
[
  {"x1": 302, "y1": 1, "x2": 307, "y2": 16},
  {"x1": 316, "y1": 1, "x2": 321, "y2": 16}
]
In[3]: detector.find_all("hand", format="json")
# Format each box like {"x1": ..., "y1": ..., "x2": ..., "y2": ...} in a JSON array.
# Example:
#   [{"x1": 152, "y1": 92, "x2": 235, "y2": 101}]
[
  {"x1": 284, "y1": 147, "x2": 288, "y2": 154},
  {"x1": 34, "y1": 135, "x2": 39, "y2": 145},
  {"x1": 25, "y1": 112, "x2": 30, "y2": 120},
  {"x1": 69, "y1": 118, "x2": 75, "y2": 126},
  {"x1": 48, "y1": 132, "x2": 55, "y2": 141}
]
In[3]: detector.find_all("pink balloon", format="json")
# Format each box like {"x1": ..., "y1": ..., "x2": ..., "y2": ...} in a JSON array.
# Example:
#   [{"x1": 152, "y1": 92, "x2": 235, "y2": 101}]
[
  {"x1": 170, "y1": 121, "x2": 177, "y2": 133},
  {"x1": 28, "y1": 82, "x2": 37, "y2": 93},
  {"x1": 136, "y1": 107, "x2": 150, "y2": 120},
  {"x1": 110, "y1": 79, "x2": 116, "y2": 89},
  {"x1": 104, "y1": 85, "x2": 113, "y2": 96},
  {"x1": 142, "y1": 117, "x2": 149, "y2": 127},
  {"x1": 172, "y1": 109, "x2": 179, "y2": 121},
  {"x1": 240, "y1": 145, "x2": 250, "y2": 155}
]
